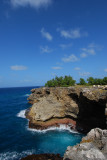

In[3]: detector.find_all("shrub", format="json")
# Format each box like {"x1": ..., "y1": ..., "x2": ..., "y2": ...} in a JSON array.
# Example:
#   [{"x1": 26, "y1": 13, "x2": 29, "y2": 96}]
[
  {"x1": 79, "y1": 78, "x2": 86, "y2": 85},
  {"x1": 45, "y1": 76, "x2": 76, "y2": 87}
]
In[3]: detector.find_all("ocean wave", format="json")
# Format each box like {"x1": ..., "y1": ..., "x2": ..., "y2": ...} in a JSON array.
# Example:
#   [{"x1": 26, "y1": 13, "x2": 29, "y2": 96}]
[
  {"x1": 16, "y1": 109, "x2": 26, "y2": 118},
  {"x1": 27, "y1": 124, "x2": 79, "y2": 134},
  {"x1": 23, "y1": 94, "x2": 30, "y2": 97},
  {"x1": 0, "y1": 150, "x2": 36, "y2": 160}
]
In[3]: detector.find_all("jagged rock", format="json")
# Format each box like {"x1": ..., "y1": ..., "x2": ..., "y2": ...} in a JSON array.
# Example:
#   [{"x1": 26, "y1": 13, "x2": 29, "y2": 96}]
[
  {"x1": 21, "y1": 153, "x2": 63, "y2": 160},
  {"x1": 63, "y1": 128, "x2": 107, "y2": 160},
  {"x1": 27, "y1": 87, "x2": 107, "y2": 133}
]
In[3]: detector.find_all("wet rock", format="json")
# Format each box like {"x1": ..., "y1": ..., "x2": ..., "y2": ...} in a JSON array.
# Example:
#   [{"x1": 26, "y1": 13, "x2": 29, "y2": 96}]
[{"x1": 21, "y1": 153, "x2": 63, "y2": 160}]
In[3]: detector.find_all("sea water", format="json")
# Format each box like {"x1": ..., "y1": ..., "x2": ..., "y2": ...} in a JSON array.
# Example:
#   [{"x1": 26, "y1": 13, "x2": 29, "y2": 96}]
[{"x1": 0, "y1": 87, "x2": 83, "y2": 160}]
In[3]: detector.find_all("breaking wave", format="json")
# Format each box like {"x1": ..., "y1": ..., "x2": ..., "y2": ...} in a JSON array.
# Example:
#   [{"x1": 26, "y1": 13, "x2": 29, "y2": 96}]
[
  {"x1": 27, "y1": 124, "x2": 79, "y2": 134},
  {"x1": 23, "y1": 94, "x2": 30, "y2": 97},
  {"x1": 0, "y1": 149, "x2": 36, "y2": 160},
  {"x1": 16, "y1": 109, "x2": 26, "y2": 118}
]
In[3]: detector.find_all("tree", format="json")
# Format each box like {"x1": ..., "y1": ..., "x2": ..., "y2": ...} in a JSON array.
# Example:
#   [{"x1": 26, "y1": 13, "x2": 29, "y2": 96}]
[
  {"x1": 45, "y1": 76, "x2": 76, "y2": 87},
  {"x1": 87, "y1": 77, "x2": 95, "y2": 85},
  {"x1": 103, "y1": 77, "x2": 107, "y2": 85},
  {"x1": 94, "y1": 78, "x2": 103, "y2": 85},
  {"x1": 79, "y1": 78, "x2": 86, "y2": 85}
]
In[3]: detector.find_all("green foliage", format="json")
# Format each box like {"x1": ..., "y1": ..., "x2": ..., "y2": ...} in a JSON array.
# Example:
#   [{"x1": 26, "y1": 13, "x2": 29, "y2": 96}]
[
  {"x1": 45, "y1": 76, "x2": 76, "y2": 87},
  {"x1": 79, "y1": 78, "x2": 86, "y2": 85},
  {"x1": 87, "y1": 77, "x2": 107, "y2": 85},
  {"x1": 45, "y1": 76, "x2": 107, "y2": 87},
  {"x1": 103, "y1": 77, "x2": 107, "y2": 85},
  {"x1": 87, "y1": 77, "x2": 95, "y2": 85}
]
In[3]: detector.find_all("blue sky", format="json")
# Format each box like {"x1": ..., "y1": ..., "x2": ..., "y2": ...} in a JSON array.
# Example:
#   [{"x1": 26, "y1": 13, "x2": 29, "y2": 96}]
[{"x1": 0, "y1": 0, "x2": 107, "y2": 87}]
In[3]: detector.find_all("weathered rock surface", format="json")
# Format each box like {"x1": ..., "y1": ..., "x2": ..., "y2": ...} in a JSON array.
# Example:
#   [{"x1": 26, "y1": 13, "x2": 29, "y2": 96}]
[
  {"x1": 27, "y1": 87, "x2": 107, "y2": 133},
  {"x1": 21, "y1": 153, "x2": 63, "y2": 160},
  {"x1": 63, "y1": 128, "x2": 107, "y2": 160}
]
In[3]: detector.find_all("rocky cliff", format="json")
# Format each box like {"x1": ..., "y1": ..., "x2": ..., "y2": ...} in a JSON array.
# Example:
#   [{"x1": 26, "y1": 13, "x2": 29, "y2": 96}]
[
  {"x1": 64, "y1": 128, "x2": 107, "y2": 160},
  {"x1": 26, "y1": 86, "x2": 107, "y2": 133}
]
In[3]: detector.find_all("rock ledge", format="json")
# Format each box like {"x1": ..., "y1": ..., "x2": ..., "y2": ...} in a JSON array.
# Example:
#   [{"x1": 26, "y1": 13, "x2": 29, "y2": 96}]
[{"x1": 27, "y1": 87, "x2": 107, "y2": 133}]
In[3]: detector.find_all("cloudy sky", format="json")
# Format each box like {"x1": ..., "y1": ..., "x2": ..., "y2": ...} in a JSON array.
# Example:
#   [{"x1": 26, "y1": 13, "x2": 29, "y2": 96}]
[{"x1": 0, "y1": 0, "x2": 107, "y2": 87}]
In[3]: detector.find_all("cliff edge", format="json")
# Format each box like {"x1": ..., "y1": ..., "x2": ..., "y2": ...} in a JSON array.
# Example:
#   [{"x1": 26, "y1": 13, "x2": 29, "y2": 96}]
[{"x1": 26, "y1": 86, "x2": 107, "y2": 133}]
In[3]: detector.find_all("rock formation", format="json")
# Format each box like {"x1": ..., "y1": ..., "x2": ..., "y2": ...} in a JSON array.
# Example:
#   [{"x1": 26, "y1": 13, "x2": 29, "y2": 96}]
[
  {"x1": 64, "y1": 128, "x2": 107, "y2": 160},
  {"x1": 21, "y1": 153, "x2": 63, "y2": 160},
  {"x1": 27, "y1": 86, "x2": 107, "y2": 133},
  {"x1": 21, "y1": 128, "x2": 107, "y2": 160}
]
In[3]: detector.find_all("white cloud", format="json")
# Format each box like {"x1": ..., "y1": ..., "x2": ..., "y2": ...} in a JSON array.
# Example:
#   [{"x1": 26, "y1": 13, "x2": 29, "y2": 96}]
[
  {"x1": 81, "y1": 48, "x2": 96, "y2": 55},
  {"x1": 88, "y1": 43, "x2": 97, "y2": 48},
  {"x1": 62, "y1": 54, "x2": 79, "y2": 63},
  {"x1": 41, "y1": 28, "x2": 53, "y2": 41},
  {"x1": 10, "y1": 65, "x2": 27, "y2": 70},
  {"x1": 52, "y1": 66, "x2": 62, "y2": 70},
  {"x1": 80, "y1": 53, "x2": 88, "y2": 58},
  {"x1": 74, "y1": 67, "x2": 80, "y2": 70},
  {"x1": 10, "y1": 0, "x2": 52, "y2": 9},
  {"x1": 88, "y1": 43, "x2": 103, "y2": 51},
  {"x1": 60, "y1": 43, "x2": 73, "y2": 49},
  {"x1": 79, "y1": 72, "x2": 91, "y2": 77},
  {"x1": 58, "y1": 28, "x2": 88, "y2": 39},
  {"x1": 80, "y1": 45, "x2": 96, "y2": 58},
  {"x1": 104, "y1": 69, "x2": 107, "y2": 72},
  {"x1": 40, "y1": 46, "x2": 53, "y2": 53}
]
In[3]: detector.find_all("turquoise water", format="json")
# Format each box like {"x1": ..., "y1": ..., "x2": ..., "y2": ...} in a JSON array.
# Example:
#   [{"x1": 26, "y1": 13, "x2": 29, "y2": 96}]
[{"x1": 0, "y1": 87, "x2": 83, "y2": 160}]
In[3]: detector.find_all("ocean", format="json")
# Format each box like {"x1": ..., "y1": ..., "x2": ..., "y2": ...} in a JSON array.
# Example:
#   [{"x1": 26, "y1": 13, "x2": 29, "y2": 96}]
[{"x1": 0, "y1": 87, "x2": 83, "y2": 160}]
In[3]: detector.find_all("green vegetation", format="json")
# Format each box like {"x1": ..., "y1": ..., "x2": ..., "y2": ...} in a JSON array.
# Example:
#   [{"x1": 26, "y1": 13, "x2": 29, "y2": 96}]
[
  {"x1": 45, "y1": 76, "x2": 107, "y2": 87},
  {"x1": 87, "y1": 77, "x2": 107, "y2": 85},
  {"x1": 45, "y1": 76, "x2": 76, "y2": 87},
  {"x1": 79, "y1": 78, "x2": 86, "y2": 85}
]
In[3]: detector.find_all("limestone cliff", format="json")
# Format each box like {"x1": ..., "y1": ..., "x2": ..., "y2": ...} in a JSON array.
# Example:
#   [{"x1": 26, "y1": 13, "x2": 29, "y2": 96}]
[
  {"x1": 26, "y1": 86, "x2": 107, "y2": 133},
  {"x1": 64, "y1": 128, "x2": 107, "y2": 160}
]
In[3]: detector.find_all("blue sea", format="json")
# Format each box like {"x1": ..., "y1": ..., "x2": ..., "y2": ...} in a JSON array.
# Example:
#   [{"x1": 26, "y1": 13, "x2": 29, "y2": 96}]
[{"x1": 0, "y1": 87, "x2": 83, "y2": 160}]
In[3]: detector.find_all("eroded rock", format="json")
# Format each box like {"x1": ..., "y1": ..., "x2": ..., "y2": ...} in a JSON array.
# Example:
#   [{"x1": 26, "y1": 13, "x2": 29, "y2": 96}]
[
  {"x1": 21, "y1": 153, "x2": 63, "y2": 160},
  {"x1": 27, "y1": 87, "x2": 107, "y2": 133},
  {"x1": 63, "y1": 128, "x2": 107, "y2": 160}
]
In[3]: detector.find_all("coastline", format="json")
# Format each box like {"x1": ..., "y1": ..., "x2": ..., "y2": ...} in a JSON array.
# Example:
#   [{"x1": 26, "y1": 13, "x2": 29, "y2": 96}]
[
  {"x1": 21, "y1": 86, "x2": 107, "y2": 160},
  {"x1": 26, "y1": 86, "x2": 107, "y2": 133}
]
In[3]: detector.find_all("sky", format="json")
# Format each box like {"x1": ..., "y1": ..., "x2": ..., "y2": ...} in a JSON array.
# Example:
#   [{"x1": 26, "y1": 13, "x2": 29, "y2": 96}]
[{"x1": 0, "y1": 0, "x2": 107, "y2": 87}]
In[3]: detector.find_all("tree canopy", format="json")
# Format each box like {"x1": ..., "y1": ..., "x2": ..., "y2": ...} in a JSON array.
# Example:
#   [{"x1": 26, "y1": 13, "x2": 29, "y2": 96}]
[
  {"x1": 45, "y1": 76, "x2": 107, "y2": 87},
  {"x1": 87, "y1": 77, "x2": 107, "y2": 85},
  {"x1": 45, "y1": 76, "x2": 76, "y2": 87}
]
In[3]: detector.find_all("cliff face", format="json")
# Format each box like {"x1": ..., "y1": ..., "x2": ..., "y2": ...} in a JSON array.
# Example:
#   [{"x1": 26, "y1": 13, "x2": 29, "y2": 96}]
[
  {"x1": 64, "y1": 128, "x2": 107, "y2": 160},
  {"x1": 27, "y1": 87, "x2": 107, "y2": 133}
]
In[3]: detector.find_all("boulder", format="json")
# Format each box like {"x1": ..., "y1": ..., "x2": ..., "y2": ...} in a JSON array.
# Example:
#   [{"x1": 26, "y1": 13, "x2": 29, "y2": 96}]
[{"x1": 63, "y1": 128, "x2": 107, "y2": 160}]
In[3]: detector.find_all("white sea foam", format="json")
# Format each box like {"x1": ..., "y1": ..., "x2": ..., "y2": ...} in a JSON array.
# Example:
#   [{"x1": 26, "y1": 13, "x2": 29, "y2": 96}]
[
  {"x1": 27, "y1": 124, "x2": 79, "y2": 134},
  {"x1": 24, "y1": 94, "x2": 30, "y2": 97},
  {"x1": 16, "y1": 109, "x2": 26, "y2": 118},
  {"x1": 0, "y1": 150, "x2": 36, "y2": 160}
]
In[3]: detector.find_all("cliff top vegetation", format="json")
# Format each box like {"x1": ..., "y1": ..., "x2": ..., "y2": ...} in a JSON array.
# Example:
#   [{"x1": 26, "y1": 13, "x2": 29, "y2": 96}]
[{"x1": 45, "y1": 76, "x2": 107, "y2": 87}]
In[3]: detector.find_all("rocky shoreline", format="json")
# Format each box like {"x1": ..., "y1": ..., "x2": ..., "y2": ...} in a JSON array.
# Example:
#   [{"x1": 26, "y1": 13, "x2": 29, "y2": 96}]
[
  {"x1": 22, "y1": 86, "x2": 107, "y2": 160},
  {"x1": 21, "y1": 128, "x2": 107, "y2": 160},
  {"x1": 26, "y1": 86, "x2": 107, "y2": 133},
  {"x1": 64, "y1": 128, "x2": 107, "y2": 160},
  {"x1": 21, "y1": 153, "x2": 63, "y2": 160}
]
